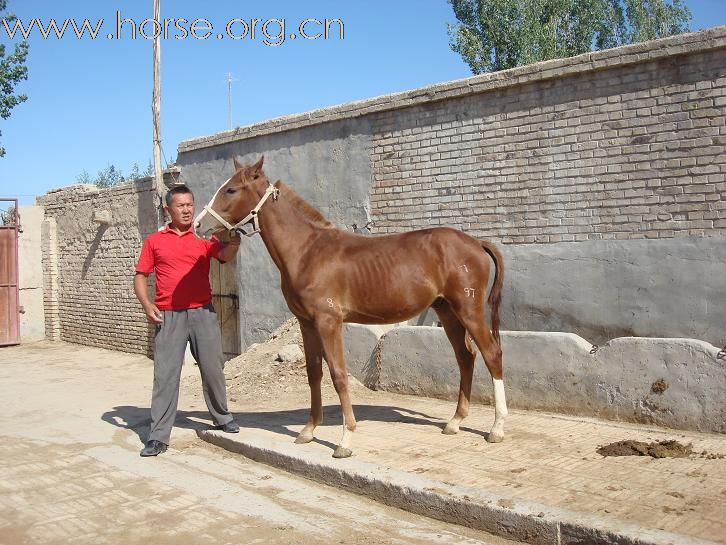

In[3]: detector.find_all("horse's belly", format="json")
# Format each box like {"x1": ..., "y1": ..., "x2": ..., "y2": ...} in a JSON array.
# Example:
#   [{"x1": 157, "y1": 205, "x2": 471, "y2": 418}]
[{"x1": 344, "y1": 299, "x2": 432, "y2": 325}]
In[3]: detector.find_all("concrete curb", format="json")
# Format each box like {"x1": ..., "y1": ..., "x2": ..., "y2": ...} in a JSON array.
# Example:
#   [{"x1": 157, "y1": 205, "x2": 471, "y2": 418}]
[{"x1": 198, "y1": 429, "x2": 717, "y2": 545}]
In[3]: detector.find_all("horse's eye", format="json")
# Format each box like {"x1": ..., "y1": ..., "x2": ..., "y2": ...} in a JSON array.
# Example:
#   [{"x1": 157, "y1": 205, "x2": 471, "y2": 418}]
[{"x1": 226, "y1": 188, "x2": 236, "y2": 194}]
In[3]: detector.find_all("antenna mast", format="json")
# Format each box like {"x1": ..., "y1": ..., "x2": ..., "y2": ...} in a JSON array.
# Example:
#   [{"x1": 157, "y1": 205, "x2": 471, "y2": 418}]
[{"x1": 226, "y1": 72, "x2": 238, "y2": 130}]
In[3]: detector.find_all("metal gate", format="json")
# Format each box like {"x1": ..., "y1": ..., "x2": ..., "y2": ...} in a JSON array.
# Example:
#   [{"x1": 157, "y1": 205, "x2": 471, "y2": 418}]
[{"x1": 0, "y1": 199, "x2": 20, "y2": 346}]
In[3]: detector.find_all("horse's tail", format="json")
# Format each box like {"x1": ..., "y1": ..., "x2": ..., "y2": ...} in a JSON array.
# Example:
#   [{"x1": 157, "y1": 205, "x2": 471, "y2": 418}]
[{"x1": 480, "y1": 240, "x2": 504, "y2": 346}]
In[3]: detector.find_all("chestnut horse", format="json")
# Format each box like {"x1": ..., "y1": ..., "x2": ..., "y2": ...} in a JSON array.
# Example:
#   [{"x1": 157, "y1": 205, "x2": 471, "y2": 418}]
[{"x1": 194, "y1": 157, "x2": 507, "y2": 458}]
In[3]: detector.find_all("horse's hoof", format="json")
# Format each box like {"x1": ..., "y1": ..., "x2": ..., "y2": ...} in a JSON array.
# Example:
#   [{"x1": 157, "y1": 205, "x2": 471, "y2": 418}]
[
  {"x1": 295, "y1": 433, "x2": 314, "y2": 444},
  {"x1": 442, "y1": 423, "x2": 459, "y2": 435},
  {"x1": 332, "y1": 446, "x2": 352, "y2": 458},
  {"x1": 487, "y1": 432, "x2": 504, "y2": 443}
]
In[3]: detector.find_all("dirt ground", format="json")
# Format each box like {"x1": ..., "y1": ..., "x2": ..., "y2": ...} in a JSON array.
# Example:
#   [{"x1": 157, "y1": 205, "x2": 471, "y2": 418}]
[
  {"x1": 184, "y1": 318, "x2": 726, "y2": 465},
  {"x1": 181, "y1": 318, "x2": 381, "y2": 411},
  {"x1": 176, "y1": 319, "x2": 726, "y2": 543},
  {"x1": 1, "y1": 337, "x2": 519, "y2": 545}
]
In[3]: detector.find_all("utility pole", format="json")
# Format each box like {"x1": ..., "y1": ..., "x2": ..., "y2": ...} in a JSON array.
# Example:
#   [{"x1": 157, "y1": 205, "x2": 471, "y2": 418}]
[
  {"x1": 226, "y1": 72, "x2": 238, "y2": 130},
  {"x1": 152, "y1": 0, "x2": 164, "y2": 224}
]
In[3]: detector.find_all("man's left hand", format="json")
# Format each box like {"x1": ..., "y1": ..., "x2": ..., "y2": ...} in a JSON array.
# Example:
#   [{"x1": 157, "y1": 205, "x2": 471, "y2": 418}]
[{"x1": 226, "y1": 233, "x2": 241, "y2": 248}]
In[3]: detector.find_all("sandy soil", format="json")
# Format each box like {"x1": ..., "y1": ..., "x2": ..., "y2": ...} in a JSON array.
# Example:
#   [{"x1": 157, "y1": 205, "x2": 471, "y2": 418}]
[
  {"x1": 0, "y1": 339, "x2": 519, "y2": 545},
  {"x1": 181, "y1": 318, "x2": 381, "y2": 411}
]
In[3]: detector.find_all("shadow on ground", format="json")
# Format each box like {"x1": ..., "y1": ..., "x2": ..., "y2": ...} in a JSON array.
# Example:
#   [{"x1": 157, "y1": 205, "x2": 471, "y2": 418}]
[{"x1": 100, "y1": 403, "x2": 489, "y2": 447}]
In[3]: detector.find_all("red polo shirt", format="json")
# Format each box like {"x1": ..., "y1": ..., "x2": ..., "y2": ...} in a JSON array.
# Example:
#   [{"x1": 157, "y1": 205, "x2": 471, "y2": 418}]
[{"x1": 135, "y1": 226, "x2": 225, "y2": 311}]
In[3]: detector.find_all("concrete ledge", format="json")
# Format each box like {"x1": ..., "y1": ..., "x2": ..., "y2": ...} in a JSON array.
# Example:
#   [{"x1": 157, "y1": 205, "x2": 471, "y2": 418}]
[
  {"x1": 589, "y1": 337, "x2": 724, "y2": 432},
  {"x1": 343, "y1": 325, "x2": 726, "y2": 433},
  {"x1": 199, "y1": 429, "x2": 717, "y2": 545}
]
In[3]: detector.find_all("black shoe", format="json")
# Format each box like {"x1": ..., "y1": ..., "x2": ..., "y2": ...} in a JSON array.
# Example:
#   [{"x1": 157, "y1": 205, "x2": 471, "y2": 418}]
[
  {"x1": 220, "y1": 420, "x2": 239, "y2": 433},
  {"x1": 140, "y1": 440, "x2": 167, "y2": 457}
]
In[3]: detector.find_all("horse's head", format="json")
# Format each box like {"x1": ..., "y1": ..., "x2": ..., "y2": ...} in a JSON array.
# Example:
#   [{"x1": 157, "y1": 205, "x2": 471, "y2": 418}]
[{"x1": 194, "y1": 156, "x2": 275, "y2": 238}]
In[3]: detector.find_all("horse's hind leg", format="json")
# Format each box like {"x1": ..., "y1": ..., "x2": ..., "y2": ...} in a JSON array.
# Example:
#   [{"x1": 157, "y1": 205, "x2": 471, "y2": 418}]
[
  {"x1": 296, "y1": 319, "x2": 324, "y2": 444},
  {"x1": 451, "y1": 302, "x2": 508, "y2": 443},
  {"x1": 434, "y1": 301, "x2": 476, "y2": 435}
]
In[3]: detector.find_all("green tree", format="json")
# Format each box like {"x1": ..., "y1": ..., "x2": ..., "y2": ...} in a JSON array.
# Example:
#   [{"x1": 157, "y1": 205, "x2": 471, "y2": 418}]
[
  {"x1": 76, "y1": 161, "x2": 156, "y2": 188},
  {"x1": 0, "y1": 203, "x2": 16, "y2": 225},
  {"x1": 93, "y1": 164, "x2": 124, "y2": 188},
  {"x1": 0, "y1": 0, "x2": 29, "y2": 157},
  {"x1": 128, "y1": 160, "x2": 155, "y2": 180},
  {"x1": 448, "y1": 0, "x2": 691, "y2": 74}
]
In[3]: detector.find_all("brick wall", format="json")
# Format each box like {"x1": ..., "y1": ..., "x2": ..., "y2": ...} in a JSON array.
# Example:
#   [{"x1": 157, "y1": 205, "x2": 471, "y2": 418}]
[
  {"x1": 176, "y1": 27, "x2": 725, "y2": 348},
  {"x1": 37, "y1": 179, "x2": 158, "y2": 355},
  {"x1": 369, "y1": 36, "x2": 725, "y2": 243}
]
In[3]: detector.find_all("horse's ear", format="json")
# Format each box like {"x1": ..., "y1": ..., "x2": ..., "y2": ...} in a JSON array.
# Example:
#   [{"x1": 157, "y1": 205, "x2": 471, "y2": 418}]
[
  {"x1": 233, "y1": 157, "x2": 243, "y2": 171},
  {"x1": 253, "y1": 156, "x2": 264, "y2": 171}
]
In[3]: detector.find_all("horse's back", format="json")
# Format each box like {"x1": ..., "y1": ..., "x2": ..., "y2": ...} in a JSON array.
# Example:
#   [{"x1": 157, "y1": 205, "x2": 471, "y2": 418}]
[{"x1": 333, "y1": 226, "x2": 480, "y2": 255}]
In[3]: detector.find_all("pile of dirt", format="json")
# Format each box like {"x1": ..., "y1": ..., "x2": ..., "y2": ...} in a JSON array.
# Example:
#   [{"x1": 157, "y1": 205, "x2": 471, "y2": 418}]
[
  {"x1": 597, "y1": 439, "x2": 693, "y2": 458},
  {"x1": 223, "y1": 318, "x2": 309, "y2": 405},
  {"x1": 181, "y1": 318, "x2": 374, "y2": 408}
]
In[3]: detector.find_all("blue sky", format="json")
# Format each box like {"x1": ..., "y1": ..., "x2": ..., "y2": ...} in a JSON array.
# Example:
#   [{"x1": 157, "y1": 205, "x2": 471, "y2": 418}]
[{"x1": 1, "y1": 0, "x2": 724, "y2": 204}]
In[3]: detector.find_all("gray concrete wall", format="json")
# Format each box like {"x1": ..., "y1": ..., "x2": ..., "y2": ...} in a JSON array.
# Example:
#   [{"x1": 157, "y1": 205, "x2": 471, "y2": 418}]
[
  {"x1": 344, "y1": 324, "x2": 726, "y2": 433},
  {"x1": 17, "y1": 205, "x2": 45, "y2": 342},
  {"x1": 177, "y1": 119, "x2": 374, "y2": 348},
  {"x1": 500, "y1": 237, "x2": 726, "y2": 348}
]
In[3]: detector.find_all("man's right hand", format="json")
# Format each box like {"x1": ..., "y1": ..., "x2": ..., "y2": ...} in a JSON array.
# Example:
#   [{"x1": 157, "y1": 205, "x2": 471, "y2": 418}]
[
  {"x1": 143, "y1": 304, "x2": 164, "y2": 325},
  {"x1": 134, "y1": 273, "x2": 163, "y2": 325}
]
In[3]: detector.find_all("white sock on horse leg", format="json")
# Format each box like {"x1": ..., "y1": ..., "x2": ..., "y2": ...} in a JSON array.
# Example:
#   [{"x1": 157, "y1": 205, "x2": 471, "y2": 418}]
[
  {"x1": 489, "y1": 378, "x2": 507, "y2": 442},
  {"x1": 340, "y1": 415, "x2": 353, "y2": 450}
]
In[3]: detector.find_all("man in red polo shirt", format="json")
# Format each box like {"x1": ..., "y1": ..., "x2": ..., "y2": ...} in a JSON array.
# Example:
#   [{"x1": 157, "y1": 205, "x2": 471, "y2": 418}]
[{"x1": 134, "y1": 184, "x2": 240, "y2": 457}]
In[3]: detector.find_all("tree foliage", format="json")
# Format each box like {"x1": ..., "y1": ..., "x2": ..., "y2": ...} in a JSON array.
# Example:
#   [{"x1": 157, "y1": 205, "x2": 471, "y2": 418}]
[
  {"x1": 448, "y1": 0, "x2": 692, "y2": 74},
  {"x1": 77, "y1": 161, "x2": 155, "y2": 189},
  {"x1": 0, "y1": 0, "x2": 29, "y2": 157},
  {"x1": 0, "y1": 203, "x2": 16, "y2": 225}
]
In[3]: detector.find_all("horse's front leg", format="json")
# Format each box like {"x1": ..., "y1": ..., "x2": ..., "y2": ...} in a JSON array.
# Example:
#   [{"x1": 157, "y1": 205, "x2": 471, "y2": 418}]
[
  {"x1": 315, "y1": 315, "x2": 356, "y2": 458},
  {"x1": 295, "y1": 319, "x2": 324, "y2": 445}
]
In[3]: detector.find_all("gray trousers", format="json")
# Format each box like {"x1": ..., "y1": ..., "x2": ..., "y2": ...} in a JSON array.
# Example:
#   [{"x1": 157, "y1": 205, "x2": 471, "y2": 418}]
[{"x1": 148, "y1": 305, "x2": 233, "y2": 444}]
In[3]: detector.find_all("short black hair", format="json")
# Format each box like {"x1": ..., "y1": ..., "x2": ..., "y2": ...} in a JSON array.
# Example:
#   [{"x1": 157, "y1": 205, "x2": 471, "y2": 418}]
[{"x1": 165, "y1": 184, "x2": 194, "y2": 207}]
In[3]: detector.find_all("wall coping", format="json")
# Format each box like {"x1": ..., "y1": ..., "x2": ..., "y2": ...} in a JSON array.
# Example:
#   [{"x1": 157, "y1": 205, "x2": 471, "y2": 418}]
[
  {"x1": 37, "y1": 178, "x2": 154, "y2": 205},
  {"x1": 178, "y1": 25, "x2": 726, "y2": 154}
]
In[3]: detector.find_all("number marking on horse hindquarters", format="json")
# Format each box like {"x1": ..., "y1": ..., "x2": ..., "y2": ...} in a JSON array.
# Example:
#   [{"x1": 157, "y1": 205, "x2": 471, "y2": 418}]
[{"x1": 464, "y1": 287, "x2": 476, "y2": 298}]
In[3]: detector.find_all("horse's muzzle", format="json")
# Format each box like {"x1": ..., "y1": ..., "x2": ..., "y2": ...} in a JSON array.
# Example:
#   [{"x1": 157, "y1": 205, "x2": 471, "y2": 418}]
[{"x1": 193, "y1": 209, "x2": 215, "y2": 239}]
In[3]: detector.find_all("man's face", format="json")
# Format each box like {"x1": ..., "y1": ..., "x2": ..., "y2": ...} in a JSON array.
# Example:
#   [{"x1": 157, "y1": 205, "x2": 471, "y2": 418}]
[{"x1": 166, "y1": 192, "x2": 194, "y2": 228}]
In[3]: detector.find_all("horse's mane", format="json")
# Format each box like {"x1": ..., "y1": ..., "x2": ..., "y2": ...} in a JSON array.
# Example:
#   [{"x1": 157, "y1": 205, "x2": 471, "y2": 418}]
[{"x1": 274, "y1": 180, "x2": 334, "y2": 229}]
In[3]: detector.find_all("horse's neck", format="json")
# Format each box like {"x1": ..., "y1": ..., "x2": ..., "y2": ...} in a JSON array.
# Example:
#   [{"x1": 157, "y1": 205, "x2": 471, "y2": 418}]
[{"x1": 257, "y1": 189, "x2": 322, "y2": 278}]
